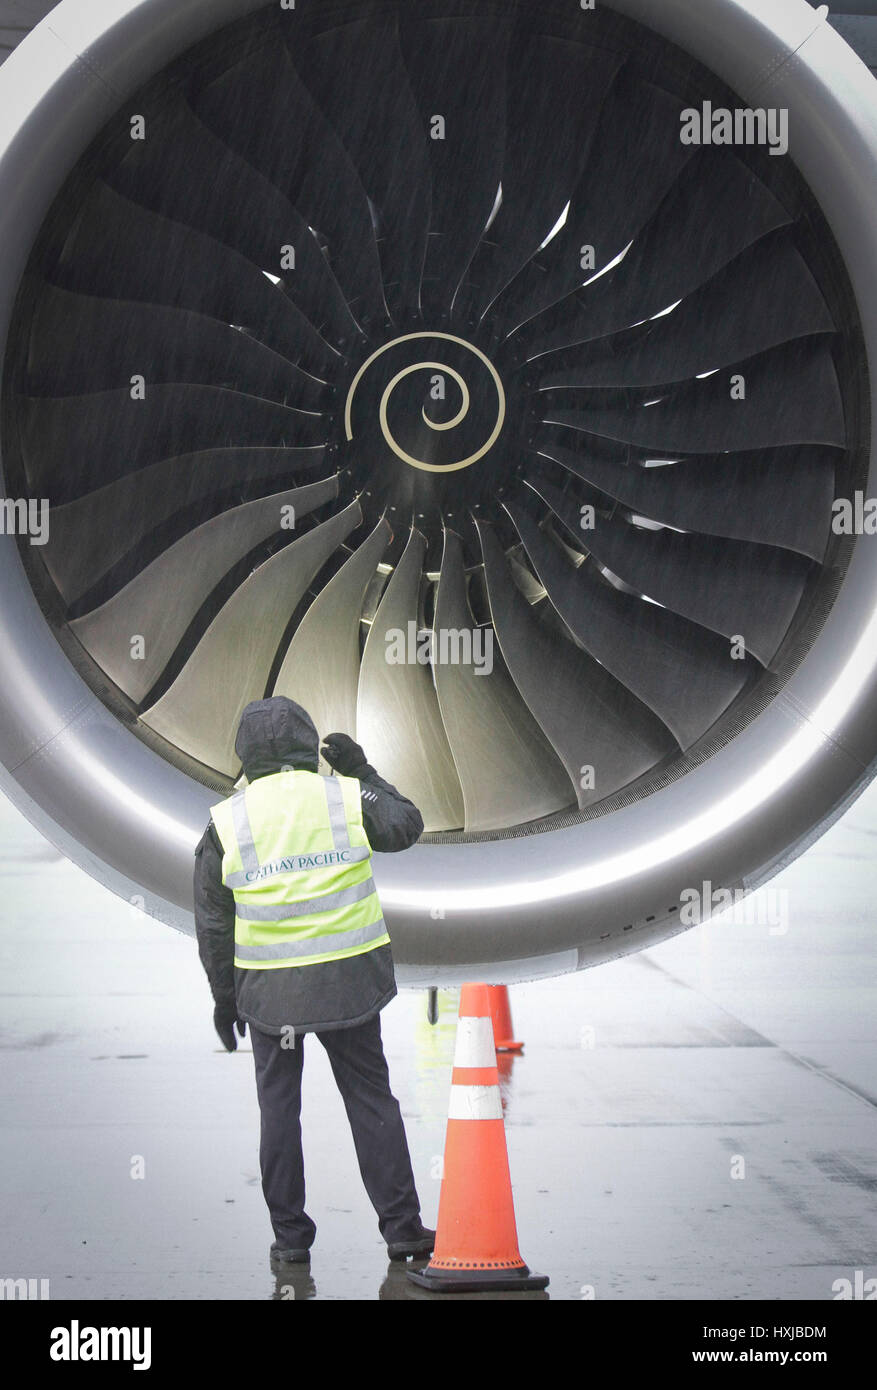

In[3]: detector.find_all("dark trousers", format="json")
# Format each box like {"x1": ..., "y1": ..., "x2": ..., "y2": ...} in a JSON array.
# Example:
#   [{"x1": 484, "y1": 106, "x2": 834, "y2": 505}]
[{"x1": 250, "y1": 1014, "x2": 423, "y2": 1249}]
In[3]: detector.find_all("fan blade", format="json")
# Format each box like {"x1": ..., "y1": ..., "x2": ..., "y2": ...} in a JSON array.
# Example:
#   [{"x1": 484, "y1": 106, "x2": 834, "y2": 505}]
[
  {"x1": 43, "y1": 448, "x2": 327, "y2": 605},
  {"x1": 51, "y1": 181, "x2": 338, "y2": 376},
  {"x1": 106, "y1": 96, "x2": 356, "y2": 345},
  {"x1": 522, "y1": 152, "x2": 792, "y2": 358},
  {"x1": 536, "y1": 236, "x2": 835, "y2": 389},
  {"x1": 432, "y1": 530, "x2": 574, "y2": 832},
  {"x1": 477, "y1": 520, "x2": 676, "y2": 803},
  {"x1": 272, "y1": 517, "x2": 391, "y2": 741},
  {"x1": 497, "y1": 73, "x2": 695, "y2": 332},
  {"x1": 398, "y1": 15, "x2": 508, "y2": 315},
  {"x1": 70, "y1": 479, "x2": 339, "y2": 705},
  {"x1": 141, "y1": 500, "x2": 363, "y2": 776},
  {"x1": 20, "y1": 385, "x2": 327, "y2": 502},
  {"x1": 291, "y1": 16, "x2": 432, "y2": 316},
  {"x1": 536, "y1": 432, "x2": 836, "y2": 561},
  {"x1": 357, "y1": 529, "x2": 464, "y2": 833},
  {"x1": 507, "y1": 500, "x2": 749, "y2": 749},
  {"x1": 466, "y1": 36, "x2": 622, "y2": 320},
  {"x1": 193, "y1": 40, "x2": 386, "y2": 327},
  {"x1": 529, "y1": 477, "x2": 812, "y2": 665},
  {"x1": 26, "y1": 281, "x2": 326, "y2": 408},
  {"x1": 542, "y1": 338, "x2": 845, "y2": 452}
]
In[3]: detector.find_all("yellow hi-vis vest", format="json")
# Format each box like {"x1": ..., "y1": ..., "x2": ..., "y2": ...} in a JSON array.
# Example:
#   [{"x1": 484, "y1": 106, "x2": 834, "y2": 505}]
[{"x1": 209, "y1": 770, "x2": 390, "y2": 970}]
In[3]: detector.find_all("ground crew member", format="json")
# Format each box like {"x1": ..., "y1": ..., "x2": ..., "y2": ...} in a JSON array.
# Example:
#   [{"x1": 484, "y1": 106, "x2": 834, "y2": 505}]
[{"x1": 194, "y1": 696, "x2": 434, "y2": 1267}]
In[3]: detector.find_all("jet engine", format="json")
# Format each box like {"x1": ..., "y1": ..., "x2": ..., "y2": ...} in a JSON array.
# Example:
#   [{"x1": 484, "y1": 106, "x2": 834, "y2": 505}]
[{"x1": 1, "y1": 0, "x2": 876, "y2": 984}]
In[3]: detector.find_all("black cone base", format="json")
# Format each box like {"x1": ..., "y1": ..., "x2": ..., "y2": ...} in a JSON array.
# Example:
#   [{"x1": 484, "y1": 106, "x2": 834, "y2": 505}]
[{"x1": 406, "y1": 1262, "x2": 549, "y2": 1293}]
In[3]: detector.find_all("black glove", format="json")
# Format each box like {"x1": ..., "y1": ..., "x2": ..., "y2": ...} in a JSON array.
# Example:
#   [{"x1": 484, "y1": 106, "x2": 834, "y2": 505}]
[
  {"x1": 321, "y1": 732, "x2": 369, "y2": 778},
  {"x1": 214, "y1": 1003, "x2": 247, "y2": 1052}
]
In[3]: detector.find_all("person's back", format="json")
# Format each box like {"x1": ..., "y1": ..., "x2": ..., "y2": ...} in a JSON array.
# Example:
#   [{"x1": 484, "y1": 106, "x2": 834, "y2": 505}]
[{"x1": 194, "y1": 696, "x2": 433, "y2": 1267}]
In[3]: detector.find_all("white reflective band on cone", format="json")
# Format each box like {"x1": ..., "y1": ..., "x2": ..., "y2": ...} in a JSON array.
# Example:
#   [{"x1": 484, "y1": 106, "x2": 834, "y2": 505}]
[
  {"x1": 453, "y1": 1016, "x2": 496, "y2": 1068},
  {"x1": 447, "y1": 1085, "x2": 504, "y2": 1121}
]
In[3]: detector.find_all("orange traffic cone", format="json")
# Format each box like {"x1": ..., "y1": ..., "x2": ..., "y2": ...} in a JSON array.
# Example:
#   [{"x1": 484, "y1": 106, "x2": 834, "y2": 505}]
[
  {"x1": 407, "y1": 983, "x2": 548, "y2": 1293},
  {"x1": 486, "y1": 984, "x2": 524, "y2": 1052}
]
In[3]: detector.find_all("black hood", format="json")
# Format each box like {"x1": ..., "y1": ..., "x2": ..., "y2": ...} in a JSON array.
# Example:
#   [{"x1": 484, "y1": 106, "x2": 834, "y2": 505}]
[{"x1": 235, "y1": 698, "x2": 320, "y2": 781}]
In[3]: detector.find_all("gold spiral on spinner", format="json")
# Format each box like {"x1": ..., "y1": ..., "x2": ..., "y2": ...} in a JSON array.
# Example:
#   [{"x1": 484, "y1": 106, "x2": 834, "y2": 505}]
[{"x1": 344, "y1": 331, "x2": 506, "y2": 473}]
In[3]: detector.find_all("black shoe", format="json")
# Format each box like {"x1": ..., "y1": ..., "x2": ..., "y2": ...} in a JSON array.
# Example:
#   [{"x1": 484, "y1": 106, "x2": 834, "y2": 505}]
[
  {"x1": 387, "y1": 1227, "x2": 436, "y2": 1261},
  {"x1": 270, "y1": 1243, "x2": 311, "y2": 1269}
]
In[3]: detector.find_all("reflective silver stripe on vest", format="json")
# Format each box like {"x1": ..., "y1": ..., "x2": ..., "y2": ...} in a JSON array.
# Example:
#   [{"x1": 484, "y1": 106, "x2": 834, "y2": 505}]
[
  {"x1": 231, "y1": 790, "x2": 260, "y2": 876},
  {"x1": 323, "y1": 777, "x2": 352, "y2": 850},
  {"x1": 234, "y1": 877, "x2": 377, "y2": 922},
  {"x1": 234, "y1": 916, "x2": 389, "y2": 961}
]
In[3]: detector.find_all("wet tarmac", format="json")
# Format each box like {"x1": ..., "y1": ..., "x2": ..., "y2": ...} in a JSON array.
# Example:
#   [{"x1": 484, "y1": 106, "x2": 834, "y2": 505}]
[{"x1": 1, "y1": 785, "x2": 876, "y2": 1300}]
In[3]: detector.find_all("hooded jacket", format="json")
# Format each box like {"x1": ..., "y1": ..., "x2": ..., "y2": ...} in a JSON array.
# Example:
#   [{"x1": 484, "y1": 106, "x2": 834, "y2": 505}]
[{"x1": 194, "y1": 698, "x2": 424, "y2": 1035}]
